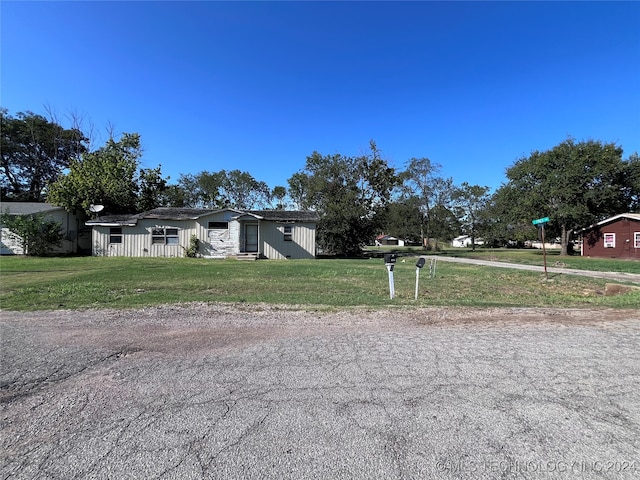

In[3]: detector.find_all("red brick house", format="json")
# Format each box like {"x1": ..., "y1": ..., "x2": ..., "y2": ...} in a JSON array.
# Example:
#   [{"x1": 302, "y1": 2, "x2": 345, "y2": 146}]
[{"x1": 580, "y1": 213, "x2": 640, "y2": 259}]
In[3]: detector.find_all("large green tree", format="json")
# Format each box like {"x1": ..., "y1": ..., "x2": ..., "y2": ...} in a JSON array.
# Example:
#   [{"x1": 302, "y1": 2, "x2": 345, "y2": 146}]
[
  {"x1": 288, "y1": 141, "x2": 397, "y2": 255},
  {"x1": 47, "y1": 133, "x2": 158, "y2": 215},
  {"x1": 499, "y1": 138, "x2": 638, "y2": 255},
  {"x1": 1, "y1": 109, "x2": 88, "y2": 201},
  {"x1": 398, "y1": 158, "x2": 453, "y2": 247},
  {"x1": 175, "y1": 170, "x2": 272, "y2": 209}
]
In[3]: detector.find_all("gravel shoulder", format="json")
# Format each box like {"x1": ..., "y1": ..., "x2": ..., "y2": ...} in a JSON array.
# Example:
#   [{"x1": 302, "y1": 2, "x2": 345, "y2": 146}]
[{"x1": 1, "y1": 304, "x2": 639, "y2": 479}]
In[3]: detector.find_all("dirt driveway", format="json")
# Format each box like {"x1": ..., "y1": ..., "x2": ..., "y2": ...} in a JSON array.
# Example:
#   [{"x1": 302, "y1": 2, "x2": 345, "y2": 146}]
[{"x1": 1, "y1": 304, "x2": 639, "y2": 479}]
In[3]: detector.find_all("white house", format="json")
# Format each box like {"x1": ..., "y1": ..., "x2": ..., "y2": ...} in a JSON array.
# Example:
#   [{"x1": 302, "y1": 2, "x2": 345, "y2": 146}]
[
  {"x1": 451, "y1": 235, "x2": 485, "y2": 248},
  {"x1": 86, "y1": 207, "x2": 320, "y2": 259},
  {"x1": 1, "y1": 202, "x2": 89, "y2": 255}
]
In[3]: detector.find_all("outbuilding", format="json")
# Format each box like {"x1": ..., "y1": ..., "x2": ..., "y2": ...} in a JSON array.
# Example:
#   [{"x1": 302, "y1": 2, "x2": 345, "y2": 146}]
[
  {"x1": 86, "y1": 207, "x2": 320, "y2": 260},
  {"x1": 579, "y1": 213, "x2": 640, "y2": 259},
  {"x1": 1, "y1": 202, "x2": 89, "y2": 255}
]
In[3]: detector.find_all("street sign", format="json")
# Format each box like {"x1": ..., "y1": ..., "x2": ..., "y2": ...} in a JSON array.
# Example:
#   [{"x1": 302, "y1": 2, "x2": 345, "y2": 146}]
[{"x1": 531, "y1": 217, "x2": 549, "y2": 279}]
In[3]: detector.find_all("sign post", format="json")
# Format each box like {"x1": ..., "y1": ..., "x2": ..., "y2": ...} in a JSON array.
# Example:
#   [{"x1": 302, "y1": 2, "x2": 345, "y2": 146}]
[
  {"x1": 384, "y1": 254, "x2": 397, "y2": 299},
  {"x1": 532, "y1": 217, "x2": 550, "y2": 279}
]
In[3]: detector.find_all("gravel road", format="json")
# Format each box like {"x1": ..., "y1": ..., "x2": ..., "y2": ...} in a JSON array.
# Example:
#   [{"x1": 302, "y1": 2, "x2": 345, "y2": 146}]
[{"x1": 1, "y1": 304, "x2": 639, "y2": 479}]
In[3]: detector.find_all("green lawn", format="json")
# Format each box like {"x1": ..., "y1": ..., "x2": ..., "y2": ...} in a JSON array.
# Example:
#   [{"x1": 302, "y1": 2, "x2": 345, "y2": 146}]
[
  {"x1": 366, "y1": 246, "x2": 640, "y2": 274},
  {"x1": 1, "y1": 255, "x2": 639, "y2": 311}
]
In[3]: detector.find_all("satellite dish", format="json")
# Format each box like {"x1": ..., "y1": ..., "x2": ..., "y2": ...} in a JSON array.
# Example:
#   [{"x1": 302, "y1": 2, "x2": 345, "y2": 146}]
[{"x1": 89, "y1": 204, "x2": 105, "y2": 213}]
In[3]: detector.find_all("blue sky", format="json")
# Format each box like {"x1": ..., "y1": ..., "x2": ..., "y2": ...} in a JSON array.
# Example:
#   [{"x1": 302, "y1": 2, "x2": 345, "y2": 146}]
[{"x1": 2, "y1": 1, "x2": 639, "y2": 194}]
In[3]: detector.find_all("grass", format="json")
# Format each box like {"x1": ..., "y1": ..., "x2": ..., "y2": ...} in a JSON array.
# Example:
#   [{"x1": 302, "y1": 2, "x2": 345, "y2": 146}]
[
  {"x1": 1, "y1": 254, "x2": 639, "y2": 311},
  {"x1": 366, "y1": 246, "x2": 640, "y2": 274}
]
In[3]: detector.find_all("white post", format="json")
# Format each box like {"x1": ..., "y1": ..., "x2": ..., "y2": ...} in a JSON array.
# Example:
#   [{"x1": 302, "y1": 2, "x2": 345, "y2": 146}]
[
  {"x1": 415, "y1": 267, "x2": 420, "y2": 300},
  {"x1": 387, "y1": 265, "x2": 395, "y2": 299}
]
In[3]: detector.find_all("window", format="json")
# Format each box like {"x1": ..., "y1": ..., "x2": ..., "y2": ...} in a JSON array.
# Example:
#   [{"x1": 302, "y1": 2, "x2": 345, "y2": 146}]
[
  {"x1": 634, "y1": 232, "x2": 640, "y2": 249},
  {"x1": 283, "y1": 225, "x2": 293, "y2": 242},
  {"x1": 109, "y1": 227, "x2": 122, "y2": 244},
  {"x1": 152, "y1": 228, "x2": 179, "y2": 245},
  {"x1": 603, "y1": 233, "x2": 615, "y2": 248},
  {"x1": 208, "y1": 221, "x2": 228, "y2": 229}
]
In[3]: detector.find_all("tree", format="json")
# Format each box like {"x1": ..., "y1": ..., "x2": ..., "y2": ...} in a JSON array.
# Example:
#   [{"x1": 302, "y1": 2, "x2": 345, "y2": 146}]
[
  {"x1": 0, "y1": 211, "x2": 64, "y2": 256},
  {"x1": 137, "y1": 166, "x2": 168, "y2": 212},
  {"x1": 270, "y1": 186, "x2": 288, "y2": 209},
  {"x1": 1, "y1": 109, "x2": 88, "y2": 201},
  {"x1": 47, "y1": 133, "x2": 143, "y2": 215},
  {"x1": 398, "y1": 158, "x2": 454, "y2": 247},
  {"x1": 289, "y1": 141, "x2": 397, "y2": 255},
  {"x1": 451, "y1": 182, "x2": 491, "y2": 251},
  {"x1": 219, "y1": 170, "x2": 271, "y2": 209},
  {"x1": 501, "y1": 138, "x2": 638, "y2": 255}
]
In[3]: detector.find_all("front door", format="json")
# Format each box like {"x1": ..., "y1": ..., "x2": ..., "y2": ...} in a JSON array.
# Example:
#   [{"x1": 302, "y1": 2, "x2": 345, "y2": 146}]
[{"x1": 244, "y1": 224, "x2": 258, "y2": 252}]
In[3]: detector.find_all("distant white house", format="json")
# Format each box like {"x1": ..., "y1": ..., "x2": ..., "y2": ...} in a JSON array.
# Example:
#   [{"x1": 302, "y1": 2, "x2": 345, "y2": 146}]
[
  {"x1": 1, "y1": 202, "x2": 89, "y2": 255},
  {"x1": 451, "y1": 235, "x2": 484, "y2": 248},
  {"x1": 375, "y1": 234, "x2": 405, "y2": 247},
  {"x1": 86, "y1": 207, "x2": 319, "y2": 259}
]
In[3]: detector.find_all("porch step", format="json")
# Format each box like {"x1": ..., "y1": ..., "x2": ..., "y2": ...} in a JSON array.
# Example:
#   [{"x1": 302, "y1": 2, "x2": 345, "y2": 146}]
[{"x1": 235, "y1": 253, "x2": 259, "y2": 261}]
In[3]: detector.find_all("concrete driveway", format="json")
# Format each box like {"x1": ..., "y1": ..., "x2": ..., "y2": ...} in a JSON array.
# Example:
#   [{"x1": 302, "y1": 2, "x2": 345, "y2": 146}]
[
  {"x1": 425, "y1": 255, "x2": 640, "y2": 285},
  {"x1": 1, "y1": 304, "x2": 639, "y2": 479}
]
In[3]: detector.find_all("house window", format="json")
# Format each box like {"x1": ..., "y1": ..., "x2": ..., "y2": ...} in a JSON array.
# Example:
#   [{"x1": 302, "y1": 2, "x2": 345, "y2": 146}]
[
  {"x1": 283, "y1": 225, "x2": 293, "y2": 242},
  {"x1": 603, "y1": 233, "x2": 615, "y2": 248},
  {"x1": 208, "y1": 222, "x2": 228, "y2": 229},
  {"x1": 109, "y1": 227, "x2": 122, "y2": 244},
  {"x1": 634, "y1": 232, "x2": 640, "y2": 249},
  {"x1": 152, "y1": 228, "x2": 179, "y2": 245}
]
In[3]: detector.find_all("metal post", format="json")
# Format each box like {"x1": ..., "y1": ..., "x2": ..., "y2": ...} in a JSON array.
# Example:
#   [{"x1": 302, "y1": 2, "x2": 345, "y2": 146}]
[
  {"x1": 388, "y1": 265, "x2": 395, "y2": 299},
  {"x1": 384, "y1": 254, "x2": 397, "y2": 300},
  {"x1": 541, "y1": 224, "x2": 548, "y2": 280},
  {"x1": 415, "y1": 257, "x2": 425, "y2": 300}
]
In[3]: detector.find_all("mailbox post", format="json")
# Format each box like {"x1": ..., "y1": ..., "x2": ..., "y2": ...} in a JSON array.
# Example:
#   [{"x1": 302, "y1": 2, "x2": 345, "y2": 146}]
[
  {"x1": 384, "y1": 254, "x2": 397, "y2": 299},
  {"x1": 415, "y1": 257, "x2": 426, "y2": 300}
]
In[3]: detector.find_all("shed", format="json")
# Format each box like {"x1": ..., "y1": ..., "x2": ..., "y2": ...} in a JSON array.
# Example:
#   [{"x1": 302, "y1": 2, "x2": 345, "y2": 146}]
[
  {"x1": 1, "y1": 202, "x2": 89, "y2": 255},
  {"x1": 579, "y1": 213, "x2": 640, "y2": 259},
  {"x1": 86, "y1": 207, "x2": 320, "y2": 259}
]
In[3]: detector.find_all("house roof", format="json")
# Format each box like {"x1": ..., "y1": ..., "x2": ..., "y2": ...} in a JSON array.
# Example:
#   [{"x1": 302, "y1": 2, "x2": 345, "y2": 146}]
[
  {"x1": 86, "y1": 207, "x2": 320, "y2": 226},
  {"x1": 580, "y1": 213, "x2": 640, "y2": 232},
  {"x1": 1, "y1": 202, "x2": 65, "y2": 215},
  {"x1": 249, "y1": 210, "x2": 320, "y2": 222}
]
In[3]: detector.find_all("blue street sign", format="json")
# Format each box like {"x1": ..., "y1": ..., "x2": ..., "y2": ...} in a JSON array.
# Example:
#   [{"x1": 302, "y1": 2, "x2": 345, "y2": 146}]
[{"x1": 532, "y1": 217, "x2": 550, "y2": 225}]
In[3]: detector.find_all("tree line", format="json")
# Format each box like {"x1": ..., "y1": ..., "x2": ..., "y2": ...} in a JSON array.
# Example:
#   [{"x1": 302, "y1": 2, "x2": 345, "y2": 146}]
[{"x1": 2, "y1": 108, "x2": 639, "y2": 256}]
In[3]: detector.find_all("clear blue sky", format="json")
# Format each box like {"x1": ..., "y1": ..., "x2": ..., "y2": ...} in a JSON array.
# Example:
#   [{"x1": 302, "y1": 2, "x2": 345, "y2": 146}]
[{"x1": 2, "y1": 1, "x2": 639, "y2": 193}]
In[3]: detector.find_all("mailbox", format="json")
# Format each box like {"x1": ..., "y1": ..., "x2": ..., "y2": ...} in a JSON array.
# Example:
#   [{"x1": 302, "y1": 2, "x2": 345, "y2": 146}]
[
  {"x1": 384, "y1": 254, "x2": 397, "y2": 271},
  {"x1": 416, "y1": 257, "x2": 426, "y2": 269}
]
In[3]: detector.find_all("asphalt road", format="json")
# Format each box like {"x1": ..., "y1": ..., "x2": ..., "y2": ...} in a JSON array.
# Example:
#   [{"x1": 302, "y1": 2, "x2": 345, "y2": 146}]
[
  {"x1": 1, "y1": 304, "x2": 639, "y2": 479},
  {"x1": 424, "y1": 255, "x2": 640, "y2": 285}
]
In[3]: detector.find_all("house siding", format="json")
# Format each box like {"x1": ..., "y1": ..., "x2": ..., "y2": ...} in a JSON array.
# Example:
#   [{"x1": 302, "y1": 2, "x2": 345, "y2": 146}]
[
  {"x1": 260, "y1": 222, "x2": 316, "y2": 259},
  {"x1": 88, "y1": 208, "x2": 318, "y2": 259},
  {"x1": 582, "y1": 218, "x2": 640, "y2": 260}
]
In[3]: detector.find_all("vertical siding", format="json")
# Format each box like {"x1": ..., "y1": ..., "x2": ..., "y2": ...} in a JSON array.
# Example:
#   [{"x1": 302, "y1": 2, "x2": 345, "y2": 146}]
[
  {"x1": 93, "y1": 220, "x2": 195, "y2": 257},
  {"x1": 260, "y1": 222, "x2": 316, "y2": 259},
  {"x1": 92, "y1": 212, "x2": 244, "y2": 258},
  {"x1": 90, "y1": 214, "x2": 317, "y2": 259}
]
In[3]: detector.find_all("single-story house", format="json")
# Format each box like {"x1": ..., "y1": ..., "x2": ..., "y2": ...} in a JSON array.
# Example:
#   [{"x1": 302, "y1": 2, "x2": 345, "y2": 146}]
[
  {"x1": 451, "y1": 235, "x2": 484, "y2": 248},
  {"x1": 375, "y1": 234, "x2": 405, "y2": 247},
  {"x1": 86, "y1": 207, "x2": 320, "y2": 259},
  {"x1": 1, "y1": 202, "x2": 89, "y2": 255},
  {"x1": 579, "y1": 213, "x2": 640, "y2": 259}
]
